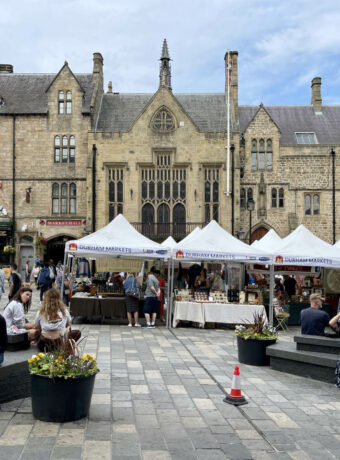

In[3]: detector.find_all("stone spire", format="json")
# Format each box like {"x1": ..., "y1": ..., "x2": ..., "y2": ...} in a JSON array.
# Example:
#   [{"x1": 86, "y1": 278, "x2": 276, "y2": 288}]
[{"x1": 159, "y1": 39, "x2": 172, "y2": 90}]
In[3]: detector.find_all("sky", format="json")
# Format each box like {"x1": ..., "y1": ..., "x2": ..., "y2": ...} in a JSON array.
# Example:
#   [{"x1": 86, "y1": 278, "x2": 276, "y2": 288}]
[{"x1": 2, "y1": 0, "x2": 340, "y2": 105}]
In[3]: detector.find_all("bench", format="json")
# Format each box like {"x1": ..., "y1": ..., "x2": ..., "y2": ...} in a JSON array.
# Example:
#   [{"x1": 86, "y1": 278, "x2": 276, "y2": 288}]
[{"x1": 0, "y1": 346, "x2": 38, "y2": 404}]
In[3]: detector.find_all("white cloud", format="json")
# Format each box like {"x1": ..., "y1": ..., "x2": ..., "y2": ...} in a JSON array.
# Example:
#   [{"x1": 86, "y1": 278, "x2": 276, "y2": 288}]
[{"x1": 1, "y1": 0, "x2": 340, "y2": 104}]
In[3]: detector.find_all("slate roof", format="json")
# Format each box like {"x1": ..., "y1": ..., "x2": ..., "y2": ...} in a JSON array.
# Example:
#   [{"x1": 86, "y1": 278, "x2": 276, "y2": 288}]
[
  {"x1": 96, "y1": 93, "x2": 230, "y2": 133},
  {"x1": 0, "y1": 73, "x2": 95, "y2": 114},
  {"x1": 239, "y1": 105, "x2": 340, "y2": 145}
]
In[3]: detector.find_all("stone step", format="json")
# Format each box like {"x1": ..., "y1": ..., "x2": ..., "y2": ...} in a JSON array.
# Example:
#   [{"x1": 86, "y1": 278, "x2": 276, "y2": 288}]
[
  {"x1": 294, "y1": 334, "x2": 340, "y2": 355},
  {"x1": 266, "y1": 341, "x2": 339, "y2": 384}
]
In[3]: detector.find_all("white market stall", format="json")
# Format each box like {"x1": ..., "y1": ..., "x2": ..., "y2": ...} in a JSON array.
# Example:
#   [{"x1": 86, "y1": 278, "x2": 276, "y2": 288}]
[
  {"x1": 170, "y1": 220, "x2": 272, "y2": 328},
  {"x1": 63, "y1": 214, "x2": 171, "y2": 323},
  {"x1": 259, "y1": 225, "x2": 340, "y2": 325}
]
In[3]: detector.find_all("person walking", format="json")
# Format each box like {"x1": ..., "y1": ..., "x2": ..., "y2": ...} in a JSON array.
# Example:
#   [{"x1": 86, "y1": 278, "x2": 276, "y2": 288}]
[
  {"x1": 143, "y1": 272, "x2": 160, "y2": 328},
  {"x1": 123, "y1": 273, "x2": 141, "y2": 327},
  {"x1": 37, "y1": 262, "x2": 52, "y2": 303},
  {"x1": 8, "y1": 264, "x2": 22, "y2": 300},
  {"x1": 0, "y1": 266, "x2": 6, "y2": 301},
  {"x1": 25, "y1": 260, "x2": 32, "y2": 283},
  {"x1": 32, "y1": 263, "x2": 41, "y2": 286}
]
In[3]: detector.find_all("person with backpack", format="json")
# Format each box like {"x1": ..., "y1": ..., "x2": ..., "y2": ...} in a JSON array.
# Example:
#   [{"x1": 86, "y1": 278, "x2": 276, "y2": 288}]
[
  {"x1": 37, "y1": 262, "x2": 52, "y2": 304},
  {"x1": 8, "y1": 264, "x2": 22, "y2": 300}
]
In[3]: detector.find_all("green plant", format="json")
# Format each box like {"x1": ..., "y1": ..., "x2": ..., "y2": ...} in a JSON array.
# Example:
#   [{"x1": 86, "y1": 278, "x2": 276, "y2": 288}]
[
  {"x1": 28, "y1": 344, "x2": 99, "y2": 380},
  {"x1": 235, "y1": 311, "x2": 278, "y2": 340}
]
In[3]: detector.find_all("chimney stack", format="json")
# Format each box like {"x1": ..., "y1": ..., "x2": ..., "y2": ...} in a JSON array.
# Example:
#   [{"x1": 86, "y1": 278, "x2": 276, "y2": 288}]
[
  {"x1": 93, "y1": 52, "x2": 103, "y2": 75},
  {"x1": 311, "y1": 77, "x2": 322, "y2": 113},
  {"x1": 107, "y1": 81, "x2": 113, "y2": 93},
  {"x1": 0, "y1": 64, "x2": 13, "y2": 74}
]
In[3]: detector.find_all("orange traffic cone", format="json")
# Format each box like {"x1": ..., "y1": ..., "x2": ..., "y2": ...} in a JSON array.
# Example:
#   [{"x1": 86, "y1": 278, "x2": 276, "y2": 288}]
[{"x1": 224, "y1": 366, "x2": 248, "y2": 406}]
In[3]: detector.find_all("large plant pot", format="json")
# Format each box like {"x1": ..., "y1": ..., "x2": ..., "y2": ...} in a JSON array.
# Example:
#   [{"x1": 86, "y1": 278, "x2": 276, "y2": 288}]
[
  {"x1": 237, "y1": 336, "x2": 277, "y2": 366},
  {"x1": 31, "y1": 373, "x2": 96, "y2": 422}
]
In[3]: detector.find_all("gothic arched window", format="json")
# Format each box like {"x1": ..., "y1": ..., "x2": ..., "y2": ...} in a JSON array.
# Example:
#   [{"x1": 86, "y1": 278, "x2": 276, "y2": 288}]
[{"x1": 151, "y1": 107, "x2": 175, "y2": 133}]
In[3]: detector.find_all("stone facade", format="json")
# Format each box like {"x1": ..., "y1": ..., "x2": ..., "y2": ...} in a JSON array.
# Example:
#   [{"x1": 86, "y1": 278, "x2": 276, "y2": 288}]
[{"x1": 1, "y1": 42, "x2": 340, "y2": 273}]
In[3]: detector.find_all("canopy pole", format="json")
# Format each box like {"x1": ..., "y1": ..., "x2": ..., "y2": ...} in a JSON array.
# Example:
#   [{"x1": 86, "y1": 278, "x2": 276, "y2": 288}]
[
  {"x1": 269, "y1": 264, "x2": 274, "y2": 327},
  {"x1": 61, "y1": 251, "x2": 68, "y2": 300},
  {"x1": 169, "y1": 258, "x2": 175, "y2": 328},
  {"x1": 166, "y1": 260, "x2": 171, "y2": 329}
]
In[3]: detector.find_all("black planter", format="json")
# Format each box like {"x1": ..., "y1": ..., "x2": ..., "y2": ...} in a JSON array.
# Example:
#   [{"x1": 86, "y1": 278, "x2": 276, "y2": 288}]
[
  {"x1": 31, "y1": 373, "x2": 96, "y2": 422},
  {"x1": 237, "y1": 336, "x2": 277, "y2": 366}
]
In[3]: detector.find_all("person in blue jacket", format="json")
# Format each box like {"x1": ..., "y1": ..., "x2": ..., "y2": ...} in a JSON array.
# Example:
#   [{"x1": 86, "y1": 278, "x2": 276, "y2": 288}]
[{"x1": 37, "y1": 262, "x2": 52, "y2": 303}]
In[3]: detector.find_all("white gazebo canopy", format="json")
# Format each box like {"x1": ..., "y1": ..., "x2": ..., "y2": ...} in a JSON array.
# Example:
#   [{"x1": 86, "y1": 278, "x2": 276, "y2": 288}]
[
  {"x1": 161, "y1": 236, "x2": 177, "y2": 249},
  {"x1": 65, "y1": 214, "x2": 169, "y2": 259},
  {"x1": 251, "y1": 229, "x2": 282, "y2": 252},
  {"x1": 174, "y1": 220, "x2": 271, "y2": 263},
  {"x1": 272, "y1": 224, "x2": 340, "y2": 268}
]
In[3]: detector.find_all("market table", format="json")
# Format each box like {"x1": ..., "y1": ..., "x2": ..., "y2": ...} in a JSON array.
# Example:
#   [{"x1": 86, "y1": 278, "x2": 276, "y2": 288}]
[
  {"x1": 173, "y1": 301, "x2": 267, "y2": 328},
  {"x1": 70, "y1": 297, "x2": 100, "y2": 317}
]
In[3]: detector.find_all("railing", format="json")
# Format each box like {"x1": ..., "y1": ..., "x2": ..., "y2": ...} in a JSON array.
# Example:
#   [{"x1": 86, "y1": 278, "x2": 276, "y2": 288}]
[{"x1": 131, "y1": 222, "x2": 204, "y2": 241}]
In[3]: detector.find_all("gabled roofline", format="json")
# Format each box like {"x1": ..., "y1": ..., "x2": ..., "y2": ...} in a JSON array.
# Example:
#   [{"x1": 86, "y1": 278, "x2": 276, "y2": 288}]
[
  {"x1": 243, "y1": 103, "x2": 281, "y2": 134},
  {"x1": 45, "y1": 61, "x2": 85, "y2": 93},
  {"x1": 127, "y1": 86, "x2": 201, "y2": 133}
]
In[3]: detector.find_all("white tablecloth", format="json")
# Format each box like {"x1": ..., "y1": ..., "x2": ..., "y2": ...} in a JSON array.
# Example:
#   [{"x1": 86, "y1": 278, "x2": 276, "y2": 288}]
[{"x1": 173, "y1": 301, "x2": 267, "y2": 328}]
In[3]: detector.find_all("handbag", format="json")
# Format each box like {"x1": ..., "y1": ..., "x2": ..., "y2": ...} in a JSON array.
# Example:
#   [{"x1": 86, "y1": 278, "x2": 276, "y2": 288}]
[{"x1": 127, "y1": 278, "x2": 140, "y2": 299}]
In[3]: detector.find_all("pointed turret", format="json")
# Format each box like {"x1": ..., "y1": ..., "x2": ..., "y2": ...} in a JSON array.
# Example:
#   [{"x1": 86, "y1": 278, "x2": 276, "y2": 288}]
[{"x1": 159, "y1": 39, "x2": 172, "y2": 90}]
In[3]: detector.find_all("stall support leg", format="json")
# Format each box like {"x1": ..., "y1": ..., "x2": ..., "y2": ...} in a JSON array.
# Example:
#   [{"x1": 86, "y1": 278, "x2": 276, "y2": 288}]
[
  {"x1": 169, "y1": 258, "x2": 175, "y2": 328},
  {"x1": 269, "y1": 264, "x2": 274, "y2": 327},
  {"x1": 61, "y1": 252, "x2": 68, "y2": 300},
  {"x1": 166, "y1": 260, "x2": 171, "y2": 329}
]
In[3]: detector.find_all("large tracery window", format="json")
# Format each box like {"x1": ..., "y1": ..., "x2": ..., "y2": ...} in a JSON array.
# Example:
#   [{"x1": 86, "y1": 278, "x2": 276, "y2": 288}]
[
  {"x1": 204, "y1": 168, "x2": 220, "y2": 223},
  {"x1": 141, "y1": 153, "x2": 186, "y2": 237},
  {"x1": 151, "y1": 107, "x2": 175, "y2": 133},
  {"x1": 108, "y1": 168, "x2": 124, "y2": 221}
]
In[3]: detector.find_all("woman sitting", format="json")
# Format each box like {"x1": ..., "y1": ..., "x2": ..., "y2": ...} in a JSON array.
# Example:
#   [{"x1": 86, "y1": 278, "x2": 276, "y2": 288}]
[
  {"x1": 2, "y1": 287, "x2": 39, "y2": 341},
  {"x1": 35, "y1": 288, "x2": 81, "y2": 352}
]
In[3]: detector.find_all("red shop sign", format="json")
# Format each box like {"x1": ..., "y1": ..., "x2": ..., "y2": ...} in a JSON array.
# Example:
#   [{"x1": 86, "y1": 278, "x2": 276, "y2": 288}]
[{"x1": 46, "y1": 220, "x2": 82, "y2": 226}]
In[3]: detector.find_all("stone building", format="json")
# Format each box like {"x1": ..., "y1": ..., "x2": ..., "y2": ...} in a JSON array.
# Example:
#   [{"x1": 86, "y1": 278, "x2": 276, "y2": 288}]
[
  {"x1": 0, "y1": 54, "x2": 103, "y2": 276},
  {"x1": 1, "y1": 40, "x2": 340, "y2": 277}
]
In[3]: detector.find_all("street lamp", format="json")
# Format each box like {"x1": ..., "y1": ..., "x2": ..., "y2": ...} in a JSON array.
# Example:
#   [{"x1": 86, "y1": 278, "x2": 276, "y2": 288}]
[{"x1": 247, "y1": 198, "x2": 255, "y2": 245}]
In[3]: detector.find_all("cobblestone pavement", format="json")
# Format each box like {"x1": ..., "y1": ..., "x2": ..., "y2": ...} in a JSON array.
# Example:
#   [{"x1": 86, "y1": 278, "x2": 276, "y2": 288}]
[{"x1": 1, "y1": 288, "x2": 340, "y2": 459}]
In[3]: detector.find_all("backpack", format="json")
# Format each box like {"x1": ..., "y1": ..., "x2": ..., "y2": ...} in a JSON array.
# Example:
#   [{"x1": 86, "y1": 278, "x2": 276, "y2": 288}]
[
  {"x1": 335, "y1": 360, "x2": 340, "y2": 389},
  {"x1": 49, "y1": 266, "x2": 55, "y2": 280}
]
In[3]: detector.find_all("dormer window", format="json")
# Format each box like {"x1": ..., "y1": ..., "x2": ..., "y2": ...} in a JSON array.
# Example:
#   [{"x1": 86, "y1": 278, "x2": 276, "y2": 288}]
[
  {"x1": 58, "y1": 90, "x2": 72, "y2": 115},
  {"x1": 296, "y1": 132, "x2": 318, "y2": 144},
  {"x1": 151, "y1": 107, "x2": 175, "y2": 133}
]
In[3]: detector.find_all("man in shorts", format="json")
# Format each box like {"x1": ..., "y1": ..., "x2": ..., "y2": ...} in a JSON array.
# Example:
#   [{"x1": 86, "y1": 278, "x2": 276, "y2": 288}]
[{"x1": 143, "y1": 272, "x2": 160, "y2": 328}]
